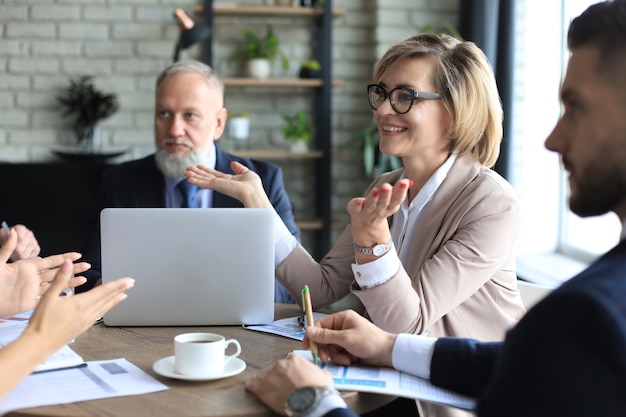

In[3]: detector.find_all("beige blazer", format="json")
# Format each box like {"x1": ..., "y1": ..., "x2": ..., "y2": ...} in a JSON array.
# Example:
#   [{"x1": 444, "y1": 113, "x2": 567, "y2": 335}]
[{"x1": 277, "y1": 153, "x2": 525, "y2": 342}]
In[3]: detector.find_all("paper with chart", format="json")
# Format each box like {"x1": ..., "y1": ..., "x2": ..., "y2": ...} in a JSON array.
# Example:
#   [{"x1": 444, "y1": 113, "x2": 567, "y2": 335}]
[
  {"x1": 245, "y1": 312, "x2": 327, "y2": 341},
  {"x1": 0, "y1": 358, "x2": 168, "y2": 415},
  {"x1": 293, "y1": 350, "x2": 476, "y2": 411}
]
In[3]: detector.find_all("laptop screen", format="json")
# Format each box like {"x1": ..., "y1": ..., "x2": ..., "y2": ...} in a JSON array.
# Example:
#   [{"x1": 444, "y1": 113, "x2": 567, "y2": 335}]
[{"x1": 100, "y1": 208, "x2": 275, "y2": 326}]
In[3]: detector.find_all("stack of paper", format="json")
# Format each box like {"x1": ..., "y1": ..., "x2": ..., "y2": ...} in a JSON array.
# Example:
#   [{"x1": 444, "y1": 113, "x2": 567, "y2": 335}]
[
  {"x1": 0, "y1": 312, "x2": 168, "y2": 414},
  {"x1": 0, "y1": 311, "x2": 84, "y2": 372}
]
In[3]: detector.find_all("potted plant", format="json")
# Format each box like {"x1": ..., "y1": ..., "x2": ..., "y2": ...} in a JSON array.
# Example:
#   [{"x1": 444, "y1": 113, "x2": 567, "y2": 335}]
[
  {"x1": 299, "y1": 59, "x2": 321, "y2": 79},
  {"x1": 56, "y1": 75, "x2": 118, "y2": 153},
  {"x1": 231, "y1": 26, "x2": 289, "y2": 79},
  {"x1": 280, "y1": 110, "x2": 312, "y2": 153}
]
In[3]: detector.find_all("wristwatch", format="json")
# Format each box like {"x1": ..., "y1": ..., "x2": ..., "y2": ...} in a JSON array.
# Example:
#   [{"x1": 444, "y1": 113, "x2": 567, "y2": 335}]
[
  {"x1": 285, "y1": 386, "x2": 339, "y2": 417},
  {"x1": 353, "y1": 240, "x2": 392, "y2": 256}
]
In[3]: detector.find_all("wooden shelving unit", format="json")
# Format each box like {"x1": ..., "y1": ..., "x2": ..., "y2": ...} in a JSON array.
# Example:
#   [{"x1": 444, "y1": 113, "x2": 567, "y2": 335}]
[
  {"x1": 199, "y1": 0, "x2": 339, "y2": 259},
  {"x1": 193, "y1": 4, "x2": 346, "y2": 17},
  {"x1": 223, "y1": 78, "x2": 345, "y2": 87},
  {"x1": 230, "y1": 150, "x2": 323, "y2": 159}
]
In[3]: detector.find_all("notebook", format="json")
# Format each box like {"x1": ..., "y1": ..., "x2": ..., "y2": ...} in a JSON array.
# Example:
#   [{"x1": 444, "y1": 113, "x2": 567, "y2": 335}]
[{"x1": 100, "y1": 208, "x2": 275, "y2": 326}]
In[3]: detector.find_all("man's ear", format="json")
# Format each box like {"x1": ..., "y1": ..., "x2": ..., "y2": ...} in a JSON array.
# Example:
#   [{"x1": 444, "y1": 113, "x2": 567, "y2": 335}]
[{"x1": 213, "y1": 107, "x2": 228, "y2": 140}]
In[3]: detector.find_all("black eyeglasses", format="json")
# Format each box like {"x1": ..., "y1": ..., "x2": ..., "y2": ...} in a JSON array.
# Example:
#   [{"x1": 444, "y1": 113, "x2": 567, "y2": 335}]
[{"x1": 367, "y1": 84, "x2": 441, "y2": 114}]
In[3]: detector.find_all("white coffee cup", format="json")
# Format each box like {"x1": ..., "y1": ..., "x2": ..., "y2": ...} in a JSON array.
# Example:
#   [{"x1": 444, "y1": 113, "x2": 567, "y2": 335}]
[{"x1": 174, "y1": 332, "x2": 241, "y2": 378}]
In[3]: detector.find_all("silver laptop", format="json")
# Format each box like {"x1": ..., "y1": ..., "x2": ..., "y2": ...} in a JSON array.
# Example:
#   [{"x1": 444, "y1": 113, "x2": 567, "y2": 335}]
[{"x1": 100, "y1": 208, "x2": 275, "y2": 326}]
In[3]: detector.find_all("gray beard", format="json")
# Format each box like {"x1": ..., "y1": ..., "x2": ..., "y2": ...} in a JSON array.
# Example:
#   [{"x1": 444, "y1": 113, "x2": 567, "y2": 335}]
[{"x1": 155, "y1": 147, "x2": 210, "y2": 178}]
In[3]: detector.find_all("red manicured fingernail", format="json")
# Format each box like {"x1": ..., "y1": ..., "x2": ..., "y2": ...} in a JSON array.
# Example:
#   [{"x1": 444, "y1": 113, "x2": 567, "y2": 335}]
[
  {"x1": 409, "y1": 179, "x2": 414, "y2": 188},
  {"x1": 372, "y1": 191, "x2": 380, "y2": 197}
]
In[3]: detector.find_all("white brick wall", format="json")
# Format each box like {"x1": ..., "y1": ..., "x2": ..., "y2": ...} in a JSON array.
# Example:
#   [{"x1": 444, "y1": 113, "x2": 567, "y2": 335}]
[{"x1": 0, "y1": 0, "x2": 459, "y2": 245}]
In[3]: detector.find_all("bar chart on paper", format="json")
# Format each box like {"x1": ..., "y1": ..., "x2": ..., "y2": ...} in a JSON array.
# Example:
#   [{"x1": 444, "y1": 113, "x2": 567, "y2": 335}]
[{"x1": 293, "y1": 350, "x2": 477, "y2": 411}]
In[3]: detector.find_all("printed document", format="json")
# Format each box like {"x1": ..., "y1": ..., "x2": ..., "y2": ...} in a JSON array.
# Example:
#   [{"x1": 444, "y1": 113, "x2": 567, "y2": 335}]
[
  {"x1": 0, "y1": 311, "x2": 84, "y2": 372},
  {"x1": 0, "y1": 358, "x2": 168, "y2": 415},
  {"x1": 294, "y1": 350, "x2": 477, "y2": 411},
  {"x1": 245, "y1": 312, "x2": 327, "y2": 341}
]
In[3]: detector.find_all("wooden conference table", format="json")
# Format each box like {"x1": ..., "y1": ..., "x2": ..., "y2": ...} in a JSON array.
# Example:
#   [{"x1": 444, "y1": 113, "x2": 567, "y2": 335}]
[{"x1": 7, "y1": 304, "x2": 393, "y2": 417}]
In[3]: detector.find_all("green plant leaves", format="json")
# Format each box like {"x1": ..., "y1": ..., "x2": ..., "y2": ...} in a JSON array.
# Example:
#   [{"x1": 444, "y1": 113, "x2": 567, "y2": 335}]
[
  {"x1": 235, "y1": 25, "x2": 289, "y2": 70},
  {"x1": 280, "y1": 110, "x2": 312, "y2": 144},
  {"x1": 55, "y1": 75, "x2": 118, "y2": 141}
]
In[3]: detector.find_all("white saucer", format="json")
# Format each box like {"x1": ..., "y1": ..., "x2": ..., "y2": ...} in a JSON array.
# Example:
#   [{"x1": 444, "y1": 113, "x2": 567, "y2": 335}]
[{"x1": 152, "y1": 356, "x2": 246, "y2": 381}]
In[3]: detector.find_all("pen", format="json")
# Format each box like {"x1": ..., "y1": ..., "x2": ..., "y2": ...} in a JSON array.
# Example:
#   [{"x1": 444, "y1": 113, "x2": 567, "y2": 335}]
[
  {"x1": 1, "y1": 221, "x2": 10, "y2": 237},
  {"x1": 301, "y1": 285, "x2": 319, "y2": 366}
]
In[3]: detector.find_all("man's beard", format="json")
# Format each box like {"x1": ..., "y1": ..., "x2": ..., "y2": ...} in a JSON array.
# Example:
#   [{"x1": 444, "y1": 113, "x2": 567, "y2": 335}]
[
  {"x1": 155, "y1": 138, "x2": 211, "y2": 178},
  {"x1": 566, "y1": 150, "x2": 626, "y2": 218}
]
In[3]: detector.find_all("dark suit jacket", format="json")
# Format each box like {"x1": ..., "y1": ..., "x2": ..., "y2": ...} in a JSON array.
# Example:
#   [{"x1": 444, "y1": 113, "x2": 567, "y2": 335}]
[
  {"x1": 429, "y1": 239, "x2": 626, "y2": 416},
  {"x1": 325, "y1": 409, "x2": 359, "y2": 417},
  {"x1": 80, "y1": 145, "x2": 300, "y2": 291}
]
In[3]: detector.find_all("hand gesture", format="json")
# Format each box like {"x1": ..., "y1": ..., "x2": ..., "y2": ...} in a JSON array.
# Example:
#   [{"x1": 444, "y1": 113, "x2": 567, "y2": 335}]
[
  {"x1": 0, "y1": 224, "x2": 40, "y2": 261},
  {"x1": 24, "y1": 260, "x2": 134, "y2": 350},
  {"x1": 0, "y1": 230, "x2": 92, "y2": 317},
  {"x1": 304, "y1": 309, "x2": 396, "y2": 368},
  {"x1": 186, "y1": 161, "x2": 273, "y2": 209}
]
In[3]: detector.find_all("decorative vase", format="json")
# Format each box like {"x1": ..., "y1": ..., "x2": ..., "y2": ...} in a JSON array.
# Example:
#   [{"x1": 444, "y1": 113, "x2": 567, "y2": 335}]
[
  {"x1": 229, "y1": 116, "x2": 250, "y2": 141},
  {"x1": 77, "y1": 123, "x2": 101, "y2": 154},
  {"x1": 289, "y1": 139, "x2": 308, "y2": 153},
  {"x1": 247, "y1": 58, "x2": 272, "y2": 79},
  {"x1": 229, "y1": 116, "x2": 250, "y2": 150}
]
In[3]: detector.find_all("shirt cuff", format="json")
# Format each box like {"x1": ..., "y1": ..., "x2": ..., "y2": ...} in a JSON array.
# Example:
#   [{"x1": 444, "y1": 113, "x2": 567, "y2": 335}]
[
  {"x1": 391, "y1": 333, "x2": 437, "y2": 380},
  {"x1": 306, "y1": 391, "x2": 349, "y2": 417},
  {"x1": 351, "y1": 244, "x2": 400, "y2": 289},
  {"x1": 274, "y1": 212, "x2": 297, "y2": 267}
]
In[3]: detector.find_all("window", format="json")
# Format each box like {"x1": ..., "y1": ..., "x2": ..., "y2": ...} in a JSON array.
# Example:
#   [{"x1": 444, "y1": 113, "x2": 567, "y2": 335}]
[{"x1": 512, "y1": 0, "x2": 620, "y2": 286}]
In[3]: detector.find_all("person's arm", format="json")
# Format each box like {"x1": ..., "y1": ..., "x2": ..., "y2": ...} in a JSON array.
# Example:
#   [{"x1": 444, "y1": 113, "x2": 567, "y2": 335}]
[
  {"x1": 473, "y1": 289, "x2": 626, "y2": 415},
  {"x1": 186, "y1": 161, "x2": 299, "y2": 267},
  {"x1": 307, "y1": 310, "x2": 439, "y2": 380},
  {"x1": 0, "y1": 223, "x2": 40, "y2": 261},
  {"x1": 352, "y1": 178, "x2": 520, "y2": 335},
  {"x1": 246, "y1": 310, "x2": 438, "y2": 417},
  {"x1": 347, "y1": 181, "x2": 409, "y2": 266},
  {"x1": 186, "y1": 162, "x2": 272, "y2": 209},
  {"x1": 0, "y1": 260, "x2": 134, "y2": 401},
  {"x1": 245, "y1": 355, "x2": 348, "y2": 417}
]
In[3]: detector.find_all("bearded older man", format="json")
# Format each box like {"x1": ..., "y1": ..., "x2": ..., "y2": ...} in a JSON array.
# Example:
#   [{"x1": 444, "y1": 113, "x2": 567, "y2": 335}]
[{"x1": 80, "y1": 60, "x2": 300, "y2": 303}]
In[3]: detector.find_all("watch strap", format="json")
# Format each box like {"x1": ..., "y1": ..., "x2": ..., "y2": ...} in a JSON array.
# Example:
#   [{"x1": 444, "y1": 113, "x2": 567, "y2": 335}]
[{"x1": 352, "y1": 240, "x2": 393, "y2": 256}]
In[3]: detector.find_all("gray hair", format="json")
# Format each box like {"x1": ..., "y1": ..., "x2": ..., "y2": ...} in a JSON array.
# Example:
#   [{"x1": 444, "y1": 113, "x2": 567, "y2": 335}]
[{"x1": 155, "y1": 60, "x2": 224, "y2": 95}]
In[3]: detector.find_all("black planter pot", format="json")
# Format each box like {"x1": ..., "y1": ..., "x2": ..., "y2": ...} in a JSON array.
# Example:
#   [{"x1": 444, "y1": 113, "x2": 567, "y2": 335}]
[{"x1": 299, "y1": 67, "x2": 320, "y2": 79}]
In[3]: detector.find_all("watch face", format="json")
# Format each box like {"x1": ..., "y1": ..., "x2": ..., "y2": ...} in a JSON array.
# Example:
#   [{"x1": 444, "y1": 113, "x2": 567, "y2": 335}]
[
  {"x1": 289, "y1": 387, "x2": 317, "y2": 412},
  {"x1": 372, "y1": 244, "x2": 385, "y2": 256}
]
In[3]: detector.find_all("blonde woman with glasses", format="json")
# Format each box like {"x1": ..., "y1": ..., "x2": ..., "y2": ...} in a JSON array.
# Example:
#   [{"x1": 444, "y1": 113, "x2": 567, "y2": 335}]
[{"x1": 187, "y1": 32, "x2": 525, "y2": 417}]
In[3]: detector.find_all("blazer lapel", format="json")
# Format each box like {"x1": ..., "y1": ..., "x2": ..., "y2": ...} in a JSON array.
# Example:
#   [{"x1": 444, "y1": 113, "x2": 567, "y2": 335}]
[{"x1": 407, "y1": 154, "x2": 481, "y2": 273}]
